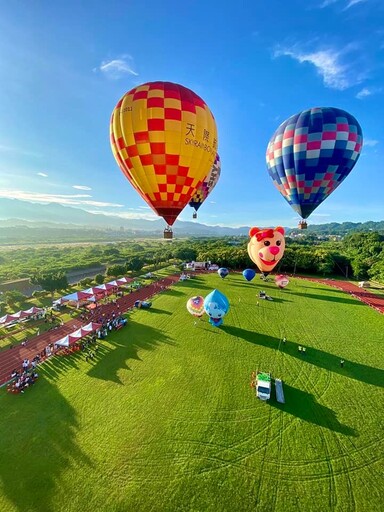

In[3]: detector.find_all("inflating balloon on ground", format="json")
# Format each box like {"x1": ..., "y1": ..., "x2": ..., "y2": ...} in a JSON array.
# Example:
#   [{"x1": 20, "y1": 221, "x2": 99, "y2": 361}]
[
  {"x1": 218, "y1": 268, "x2": 229, "y2": 279},
  {"x1": 275, "y1": 274, "x2": 289, "y2": 289},
  {"x1": 242, "y1": 269, "x2": 256, "y2": 282},
  {"x1": 247, "y1": 227, "x2": 285, "y2": 277},
  {"x1": 266, "y1": 107, "x2": 363, "y2": 228},
  {"x1": 204, "y1": 289, "x2": 230, "y2": 327},
  {"x1": 186, "y1": 296, "x2": 205, "y2": 317}
]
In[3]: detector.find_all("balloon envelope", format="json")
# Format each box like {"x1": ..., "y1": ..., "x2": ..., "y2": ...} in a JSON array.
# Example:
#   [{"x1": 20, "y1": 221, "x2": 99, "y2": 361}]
[
  {"x1": 218, "y1": 268, "x2": 229, "y2": 279},
  {"x1": 189, "y1": 154, "x2": 221, "y2": 212},
  {"x1": 275, "y1": 274, "x2": 289, "y2": 288},
  {"x1": 247, "y1": 227, "x2": 285, "y2": 276},
  {"x1": 204, "y1": 289, "x2": 230, "y2": 327},
  {"x1": 186, "y1": 296, "x2": 205, "y2": 317},
  {"x1": 110, "y1": 81, "x2": 218, "y2": 226},
  {"x1": 266, "y1": 107, "x2": 363, "y2": 219},
  {"x1": 242, "y1": 269, "x2": 256, "y2": 282}
]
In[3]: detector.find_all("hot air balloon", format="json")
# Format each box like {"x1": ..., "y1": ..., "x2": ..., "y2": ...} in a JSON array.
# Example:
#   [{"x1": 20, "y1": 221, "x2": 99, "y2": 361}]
[
  {"x1": 242, "y1": 269, "x2": 256, "y2": 282},
  {"x1": 204, "y1": 289, "x2": 230, "y2": 327},
  {"x1": 186, "y1": 296, "x2": 205, "y2": 317},
  {"x1": 218, "y1": 268, "x2": 229, "y2": 279},
  {"x1": 189, "y1": 154, "x2": 221, "y2": 218},
  {"x1": 275, "y1": 274, "x2": 289, "y2": 289},
  {"x1": 248, "y1": 227, "x2": 285, "y2": 278},
  {"x1": 266, "y1": 107, "x2": 363, "y2": 228},
  {"x1": 110, "y1": 81, "x2": 218, "y2": 239}
]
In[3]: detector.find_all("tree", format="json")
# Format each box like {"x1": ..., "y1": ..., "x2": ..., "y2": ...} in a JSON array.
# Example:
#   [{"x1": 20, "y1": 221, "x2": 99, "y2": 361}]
[
  {"x1": 94, "y1": 273, "x2": 105, "y2": 285},
  {"x1": 79, "y1": 277, "x2": 93, "y2": 288},
  {"x1": 173, "y1": 247, "x2": 198, "y2": 262},
  {"x1": 3, "y1": 290, "x2": 25, "y2": 306},
  {"x1": 126, "y1": 256, "x2": 145, "y2": 272},
  {"x1": 30, "y1": 272, "x2": 68, "y2": 296},
  {"x1": 106, "y1": 265, "x2": 126, "y2": 277}
]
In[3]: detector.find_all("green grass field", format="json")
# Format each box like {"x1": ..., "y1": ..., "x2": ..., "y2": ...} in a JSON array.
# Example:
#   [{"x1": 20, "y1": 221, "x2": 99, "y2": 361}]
[{"x1": 0, "y1": 273, "x2": 383, "y2": 512}]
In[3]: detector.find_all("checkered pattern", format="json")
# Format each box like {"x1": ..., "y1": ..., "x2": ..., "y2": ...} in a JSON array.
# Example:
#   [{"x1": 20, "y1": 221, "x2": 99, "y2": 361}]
[
  {"x1": 189, "y1": 154, "x2": 221, "y2": 211},
  {"x1": 110, "y1": 82, "x2": 218, "y2": 225},
  {"x1": 266, "y1": 107, "x2": 363, "y2": 219}
]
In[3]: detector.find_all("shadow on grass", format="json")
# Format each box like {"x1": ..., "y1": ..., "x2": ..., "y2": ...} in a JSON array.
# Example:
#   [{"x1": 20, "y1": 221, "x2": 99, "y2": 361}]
[
  {"x1": 270, "y1": 384, "x2": 357, "y2": 436},
  {"x1": 147, "y1": 307, "x2": 172, "y2": 315},
  {"x1": 86, "y1": 320, "x2": 175, "y2": 384},
  {"x1": 175, "y1": 280, "x2": 212, "y2": 291},
  {"x1": 221, "y1": 325, "x2": 384, "y2": 389},
  {"x1": 163, "y1": 288, "x2": 185, "y2": 296},
  {"x1": 0, "y1": 381, "x2": 93, "y2": 512},
  {"x1": 297, "y1": 285, "x2": 346, "y2": 294},
  {"x1": 285, "y1": 290, "x2": 365, "y2": 306}
]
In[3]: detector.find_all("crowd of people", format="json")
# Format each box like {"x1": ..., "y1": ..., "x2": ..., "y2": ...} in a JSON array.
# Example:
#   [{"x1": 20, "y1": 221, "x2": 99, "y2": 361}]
[{"x1": 8, "y1": 355, "x2": 41, "y2": 393}]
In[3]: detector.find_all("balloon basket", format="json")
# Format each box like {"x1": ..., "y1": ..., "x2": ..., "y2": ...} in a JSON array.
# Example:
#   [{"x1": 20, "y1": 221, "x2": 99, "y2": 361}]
[
  {"x1": 298, "y1": 221, "x2": 307, "y2": 230},
  {"x1": 163, "y1": 227, "x2": 173, "y2": 239},
  {"x1": 193, "y1": 212, "x2": 197, "y2": 219}
]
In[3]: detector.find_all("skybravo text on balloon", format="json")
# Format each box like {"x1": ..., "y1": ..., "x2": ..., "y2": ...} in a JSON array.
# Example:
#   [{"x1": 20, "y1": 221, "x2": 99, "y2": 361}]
[{"x1": 184, "y1": 138, "x2": 216, "y2": 155}]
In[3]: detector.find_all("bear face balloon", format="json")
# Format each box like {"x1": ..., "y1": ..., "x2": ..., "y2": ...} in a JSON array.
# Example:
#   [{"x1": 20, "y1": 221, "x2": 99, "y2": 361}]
[{"x1": 247, "y1": 226, "x2": 285, "y2": 276}]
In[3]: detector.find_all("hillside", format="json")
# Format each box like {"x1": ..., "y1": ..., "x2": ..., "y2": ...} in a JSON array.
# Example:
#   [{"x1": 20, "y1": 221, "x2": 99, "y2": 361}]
[{"x1": 0, "y1": 198, "x2": 383, "y2": 244}]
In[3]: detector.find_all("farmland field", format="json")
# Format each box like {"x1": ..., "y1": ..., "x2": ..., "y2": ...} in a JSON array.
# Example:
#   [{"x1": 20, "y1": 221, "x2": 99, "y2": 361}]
[{"x1": 0, "y1": 273, "x2": 383, "y2": 512}]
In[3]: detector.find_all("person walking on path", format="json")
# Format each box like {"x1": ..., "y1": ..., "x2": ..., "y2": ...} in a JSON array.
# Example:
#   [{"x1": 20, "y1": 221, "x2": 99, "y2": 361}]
[{"x1": 340, "y1": 359, "x2": 344, "y2": 368}]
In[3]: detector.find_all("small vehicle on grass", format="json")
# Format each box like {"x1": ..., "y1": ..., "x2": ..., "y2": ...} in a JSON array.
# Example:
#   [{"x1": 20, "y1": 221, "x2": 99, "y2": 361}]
[
  {"x1": 134, "y1": 300, "x2": 152, "y2": 309},
  {"x1": 259, "y1": 291, "x2": 273, "y2": 301},
  {"x1": 256, "y1": 371, "x2": 271, "y2": 401}
]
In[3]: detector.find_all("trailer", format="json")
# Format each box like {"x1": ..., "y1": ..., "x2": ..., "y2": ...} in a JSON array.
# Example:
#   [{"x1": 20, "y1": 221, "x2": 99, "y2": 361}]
[{"x1": 275, "y1": 378, "x2": 285, "y2": 404}]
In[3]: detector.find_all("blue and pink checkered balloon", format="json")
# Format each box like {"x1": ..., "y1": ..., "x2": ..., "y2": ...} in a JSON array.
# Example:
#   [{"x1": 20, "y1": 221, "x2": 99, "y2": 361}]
[{"x1": 266, "y1": 107, "x2": 363, "y2": 219}]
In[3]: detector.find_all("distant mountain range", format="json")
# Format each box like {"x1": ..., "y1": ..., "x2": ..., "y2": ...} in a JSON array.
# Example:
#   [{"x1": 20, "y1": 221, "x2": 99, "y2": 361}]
[
  {"x1": 0, "y1": 198, "x2": 383, "y2": 243},
  {"x1": 0, "y1": 198, "x2": 250, "y2": 237}
]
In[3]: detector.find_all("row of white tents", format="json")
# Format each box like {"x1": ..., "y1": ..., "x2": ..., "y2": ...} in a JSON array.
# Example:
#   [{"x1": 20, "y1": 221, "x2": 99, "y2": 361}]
[
  {"x1": 54, "y1": 322, "x2": 102, "y2": 348},
  {"x1": 53, "y1": 276, "x2": 134, "y2": 307},
  {"x1": 0, "y1": 277, "x2": 134, "y2": 328},
  {"x1": 0, "y1": 307, "x2": 44, "y2": 328}
]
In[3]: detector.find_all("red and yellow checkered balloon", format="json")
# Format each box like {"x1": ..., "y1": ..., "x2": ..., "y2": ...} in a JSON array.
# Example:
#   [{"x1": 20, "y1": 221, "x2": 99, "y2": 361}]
[{"x1": 110, "y1": 81, "x2": 218, "y2": 226}]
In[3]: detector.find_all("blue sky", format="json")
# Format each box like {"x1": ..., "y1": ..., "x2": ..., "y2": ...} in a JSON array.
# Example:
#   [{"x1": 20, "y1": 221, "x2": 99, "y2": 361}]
[{"x1": 0, "y1": 0, "x2": 383, "y2": 228}]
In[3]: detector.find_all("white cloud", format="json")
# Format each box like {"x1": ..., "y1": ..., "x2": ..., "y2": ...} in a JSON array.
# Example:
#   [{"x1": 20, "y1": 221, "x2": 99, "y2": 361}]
[
  {"x1": 356, "y1": 86, "x2": 382, "y2": 99},
  {"x1": 97, "y1": 55, "x2": 138, "y2": 79},
  {"x1": 73, "y1": 185, "x2": 92, "y2": 190},
  {"x1": 37, "y1": 172, "x2": 48, "y2": 178},
  {"x1": 0, "y1": 189, "x2": 123, "y2": 208},
  {"x1": 344, "y1": 0, "x2": 368, "y2": 9},
  {"x1": 364, "y1": 139, "x2": 379, "y2": 146},
  {"x1": 87, "y1": 209, "x2": 158, "y2": 221},
  {"x1": 319, "y1": 0, "x2": 339, "y2": 7},
  {"x1": 274, "y1": 47, "x2": 353, "y2": 91},
  {"x1": 356, "y1": 87, "x2": 372, "y2": 99},
  {"x1": 319, "y1": 0, "x2": 368, "y2": 8},
  {"x1": 273, "y1": 43, "x2": 367, "y2": 91}
]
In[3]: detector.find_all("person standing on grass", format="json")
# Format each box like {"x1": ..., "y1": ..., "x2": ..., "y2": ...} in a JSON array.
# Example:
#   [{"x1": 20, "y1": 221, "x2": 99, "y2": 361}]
[{"x1": 340, "y1": 359, "x2": 344, "y2": 368}]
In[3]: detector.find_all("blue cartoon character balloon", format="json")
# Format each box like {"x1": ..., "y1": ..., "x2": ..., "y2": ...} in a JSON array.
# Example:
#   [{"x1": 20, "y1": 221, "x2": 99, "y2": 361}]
[
  {"x1": 266, "y1": 107, "x2": 363, "y2": 223},
  {"x1": 218, "y1": 268, "x2": 229, "y2": 279},
  {"x1": 204, "y1": 289, "x2": 230, "y2": 327},
  {"x1": 243, "y1": 269, "x2": 256, "y2": 282}
]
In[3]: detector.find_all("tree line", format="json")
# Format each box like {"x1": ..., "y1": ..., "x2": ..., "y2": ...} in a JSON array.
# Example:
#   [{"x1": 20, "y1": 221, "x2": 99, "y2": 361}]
[{"x1": 0, "y1": 232, "x2": 383, "y2": 303}]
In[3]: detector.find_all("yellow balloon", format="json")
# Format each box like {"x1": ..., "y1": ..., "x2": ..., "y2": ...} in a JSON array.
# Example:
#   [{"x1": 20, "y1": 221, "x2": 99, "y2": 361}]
[{"x1": 110, "y1": 81, "x2": 218, "y2": 226}]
